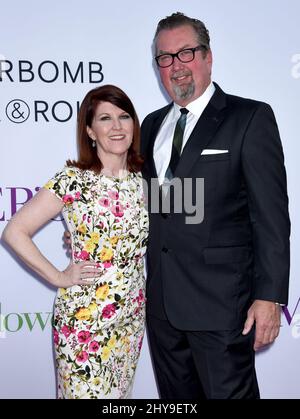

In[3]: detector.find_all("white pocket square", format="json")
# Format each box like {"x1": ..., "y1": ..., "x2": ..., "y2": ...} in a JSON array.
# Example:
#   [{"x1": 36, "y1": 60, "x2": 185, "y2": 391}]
[{"x1": 201, "y1": 149, "x2": 229, "y2": 155}]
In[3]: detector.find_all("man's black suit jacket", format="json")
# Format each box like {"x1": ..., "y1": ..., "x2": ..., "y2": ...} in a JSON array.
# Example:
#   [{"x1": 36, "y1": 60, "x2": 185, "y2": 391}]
[{"x1": 141, "y1": 83, "x2": 290, "y2": 331}]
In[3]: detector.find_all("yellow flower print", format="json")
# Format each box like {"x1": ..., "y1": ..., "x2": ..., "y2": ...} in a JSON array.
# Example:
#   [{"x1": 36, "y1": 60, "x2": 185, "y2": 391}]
[
  {"x1": 96, "y1": 283, "x2": 110, "y2": 300},
  {"x1": 62, "y1": 372, "x2": 70, "y2": 381},
  {"x1": 75, "y1": 384, "x2": 82, "y2": 393},
  {"x1": 44, "y1": 180, "x2": 54, "y2": 189},
  {"x1": 121, "y1": 336, "x2": 131, "y2": 353},
  {"x1": 116, "y1": 272, "x2": 123, "y2": 280},
  {"x1": 73, "y1": 213, "x2": 78, "y2": 224},
  {"x1": 109, "y1": 236, "x2": 120, "y2": 247},
  {"x1": 75, "y1": 307, "x2": 91, "y2": 321},
  {"x1": 90, "y1": 232, "x2": 100, "y2": 244},
  {"x1": 88, "y1": 302, "x2": 98, "y2": 318},
  {"x1": 102, "y1": 346, "x2": 111, "y2": 362},
  {"x1": 88, "y1": 302, "x2": 98, "y2": 314},
  {"x1": 84, "y1": 240, "x2": 96, "y2": 253},
  {"x1": 59, "y1": 287, "x2": 69, "y2": 301},
  {"x1": 67, "y1": 169, "x2": 76, "y2": 177},
  {"x1": 77, "y1": 224, "x2": 87, "y2": 235},
  {"x1": 107, "y1": 335, "x2": 117, "y2": 349},
  {"x1": 92, "y1": 377, "x2": 101, "y2": 386},
  {"x1": 59, "y1": 287, "x2": 67, "y2": 296},
  {"x1": 99, "y1": 247, "x2": 113, "y2": 262}
]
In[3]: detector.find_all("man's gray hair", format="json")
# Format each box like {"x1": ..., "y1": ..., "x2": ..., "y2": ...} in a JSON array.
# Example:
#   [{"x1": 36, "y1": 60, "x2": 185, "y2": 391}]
[{"x1": 154, "y1": 12, "x2": 210, "y2": 56}]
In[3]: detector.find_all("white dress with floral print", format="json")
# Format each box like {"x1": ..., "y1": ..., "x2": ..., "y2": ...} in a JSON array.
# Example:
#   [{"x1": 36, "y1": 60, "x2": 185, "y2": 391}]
[{"x1": 44, "y1": 167, "x2": 148, "y2": 399}]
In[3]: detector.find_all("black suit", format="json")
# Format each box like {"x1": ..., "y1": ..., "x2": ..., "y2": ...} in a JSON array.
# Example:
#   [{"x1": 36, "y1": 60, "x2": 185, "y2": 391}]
[{"x1": 141, "y1": 83, "x2": 290, "y2": 398}]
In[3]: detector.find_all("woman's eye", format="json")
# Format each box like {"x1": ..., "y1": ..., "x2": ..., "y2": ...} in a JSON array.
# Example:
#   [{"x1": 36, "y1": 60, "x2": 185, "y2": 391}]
[
  {"x1": 100, "y1": 116, "x2": 110, "y2": 121},
  {"x1": 120, "y1": 114, "x2": 131, "y2": 120}
]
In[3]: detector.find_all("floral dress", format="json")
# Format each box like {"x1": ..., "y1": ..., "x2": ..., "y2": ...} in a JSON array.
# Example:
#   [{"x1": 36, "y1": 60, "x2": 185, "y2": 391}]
[{"x1": 44, "y1": 167, "x2": 148, "y2": 399}]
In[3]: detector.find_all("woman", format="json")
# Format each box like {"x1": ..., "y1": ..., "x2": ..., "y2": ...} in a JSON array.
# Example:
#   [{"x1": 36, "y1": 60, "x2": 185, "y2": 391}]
[{"x1": 2, "y1": 85, "x2": 149, "y2": 399}]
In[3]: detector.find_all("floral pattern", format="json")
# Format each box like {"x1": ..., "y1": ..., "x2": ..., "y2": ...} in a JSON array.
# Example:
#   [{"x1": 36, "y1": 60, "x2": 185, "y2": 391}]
[{"x1": 45, "y1": 167, "x2": 148, "y2": 399}]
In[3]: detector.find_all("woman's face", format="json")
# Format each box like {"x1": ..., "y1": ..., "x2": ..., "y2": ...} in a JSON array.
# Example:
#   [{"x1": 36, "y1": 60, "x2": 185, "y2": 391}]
[{"x1": 87, "y1": 101, "x2": 134, "y2": 160}]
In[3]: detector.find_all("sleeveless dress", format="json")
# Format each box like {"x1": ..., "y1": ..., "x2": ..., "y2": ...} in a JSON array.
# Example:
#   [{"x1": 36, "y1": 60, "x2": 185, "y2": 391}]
[{"x1": 44, "y1": 167, "x2": 148, "y2": 399}]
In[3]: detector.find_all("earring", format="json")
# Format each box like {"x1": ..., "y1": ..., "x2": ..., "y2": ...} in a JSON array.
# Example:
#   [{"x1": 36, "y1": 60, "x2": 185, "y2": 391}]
[{"x1": 92, "y1": 140, "x2": 96, "y2": 148}]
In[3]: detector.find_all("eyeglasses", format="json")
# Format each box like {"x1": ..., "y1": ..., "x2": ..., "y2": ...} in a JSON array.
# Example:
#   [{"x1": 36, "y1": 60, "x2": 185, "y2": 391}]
[{"x1": 155, "y1": 45, "x2": 206, "y2": 68}]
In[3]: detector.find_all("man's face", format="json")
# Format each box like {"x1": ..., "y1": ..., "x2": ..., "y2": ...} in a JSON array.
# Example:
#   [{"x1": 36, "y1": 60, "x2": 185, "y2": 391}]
[{"x1": 155, "y1": 25, "x2": 212, "y2": 106}]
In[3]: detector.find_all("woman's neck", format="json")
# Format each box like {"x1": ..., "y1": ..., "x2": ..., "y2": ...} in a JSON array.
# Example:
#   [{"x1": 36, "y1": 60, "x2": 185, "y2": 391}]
[{"x1": 98, "y1": 153, "x2": 128, "y2": 177}]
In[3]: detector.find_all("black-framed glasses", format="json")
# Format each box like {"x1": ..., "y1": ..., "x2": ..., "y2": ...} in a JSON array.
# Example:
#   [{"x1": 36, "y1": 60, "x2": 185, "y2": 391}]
[{"x1": 155, "y1": 45, "x2": 206, "y2": 68}]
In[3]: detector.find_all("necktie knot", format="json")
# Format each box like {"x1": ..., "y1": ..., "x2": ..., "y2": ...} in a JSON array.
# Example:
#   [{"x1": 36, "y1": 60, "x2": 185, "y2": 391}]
[{"x1": 180, "y1": 107, "x2": 189, "y2": 115}]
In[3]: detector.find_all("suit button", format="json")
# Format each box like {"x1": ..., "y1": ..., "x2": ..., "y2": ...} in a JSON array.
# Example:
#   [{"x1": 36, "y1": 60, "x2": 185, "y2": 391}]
[
  {"x1": 162, "y1": 247, "x2": 169, "y2": 253},
  {"x1": 161, "y1": 213, "x2": 169, "y2": 219}
]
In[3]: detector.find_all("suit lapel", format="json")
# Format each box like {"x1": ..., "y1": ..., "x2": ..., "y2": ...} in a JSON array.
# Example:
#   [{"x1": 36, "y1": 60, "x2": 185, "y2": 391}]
[{"x1": 175, "y1": 83, "x2": 227, "y2": 179}]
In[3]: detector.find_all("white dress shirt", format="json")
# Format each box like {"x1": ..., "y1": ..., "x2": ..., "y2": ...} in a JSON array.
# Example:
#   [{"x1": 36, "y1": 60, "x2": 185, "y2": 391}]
[{"x1": 153, "y1": 82, "x2": 215, "y2": 185}]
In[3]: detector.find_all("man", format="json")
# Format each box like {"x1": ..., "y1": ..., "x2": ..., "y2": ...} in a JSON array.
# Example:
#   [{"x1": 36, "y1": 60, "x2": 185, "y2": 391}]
[{"x1": 141, "y1": 12, "x2": 290, "y2": 399}]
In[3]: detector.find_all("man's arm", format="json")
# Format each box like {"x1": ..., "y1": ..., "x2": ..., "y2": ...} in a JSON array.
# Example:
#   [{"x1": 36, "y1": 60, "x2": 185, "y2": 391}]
[{"x1": 241, "y1": 102, "x2": 290, "y2": 349}]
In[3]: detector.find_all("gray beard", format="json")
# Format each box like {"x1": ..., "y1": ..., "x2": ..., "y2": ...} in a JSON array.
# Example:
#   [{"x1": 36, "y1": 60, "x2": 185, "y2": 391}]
[{"x1": 172, "y1": 81, "x2": 195, "y2": 102}]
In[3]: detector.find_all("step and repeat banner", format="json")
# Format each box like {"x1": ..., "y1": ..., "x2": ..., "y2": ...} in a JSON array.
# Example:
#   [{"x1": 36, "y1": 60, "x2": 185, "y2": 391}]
[{"x1": 1, "y1": 0, "x2": 299, "y2": 398}]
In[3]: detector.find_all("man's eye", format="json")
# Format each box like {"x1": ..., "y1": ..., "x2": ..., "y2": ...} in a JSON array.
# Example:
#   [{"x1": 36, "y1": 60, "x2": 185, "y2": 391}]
[
  {"x1": 160, "y1": 55, "x2": 171, "y2": 61},
  {"x1": 180, "y1": 49, "x2": 192, "y2": 56}
]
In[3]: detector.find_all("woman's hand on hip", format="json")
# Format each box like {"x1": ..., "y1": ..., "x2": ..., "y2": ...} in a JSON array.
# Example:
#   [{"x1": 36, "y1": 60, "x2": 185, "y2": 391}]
[{"x1": 56, "y1": 261, "x2": 101, "y2": 288}]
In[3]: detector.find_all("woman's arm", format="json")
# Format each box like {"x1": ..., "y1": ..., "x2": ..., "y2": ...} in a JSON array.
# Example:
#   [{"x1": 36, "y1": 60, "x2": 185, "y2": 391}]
[{"x1": 1, "y1": 188, "x2": 99, "y2": 288}]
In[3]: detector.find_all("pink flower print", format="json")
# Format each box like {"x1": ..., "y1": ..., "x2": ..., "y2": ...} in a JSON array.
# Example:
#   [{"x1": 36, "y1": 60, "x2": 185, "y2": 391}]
[
  {"x1": 138, "y1": 289, "x2": 145, "y2": 303},
  {"x1": 76, "y1": 351, "x2": 88, "y2": 364},
  {"x1": 102, "y1": 304, "x2": 116, "y2": 319},
  {"x1": 74, "y1": 192, "x2": 81, "y2": 200},
  {"x1": 61, "y1": 325, "x2": 73, "y2": 339},
  {"x1": 108, "y1": 190, "x2": 119, "y2": 200},
  {"x1": 89, "y1": 340, "x2": 100, "y2": 353},
  {"x1": 133, "y1": 289, "x2": 146, "y2": 308},
  {"x1": 96, "y1": 222, "x2": 104, "y2": 229},
  {"x1": 138, "y1": 335, "x2": 144, "y2": 351},
  {"x1": 78, "y1": 250, "x2": 90, "y2": 260},
  {"x1": 102, "y1": 261, "x2": 112, "y2": 268},
  {"x1": 77, "y1": 330, "x2": 91, "y2": 344},
  {"x1": 82, "y1": 214, "x2": 86, "y2": 221},
  {"x1": 62, "y1": 195, "x2": 74, "y2": 205},
  {"x1": 135, "y1": 254, "x2": 141, "y2": 262},
  {"x1": 53, "y1": 328, "x2": 59, "y2": 345},
  {"x1": 99, "y1": 197, "x2": 110, "y2": 207},
  {"x1": 111, "y1": 202, "x2": 124, "y2": 217}
]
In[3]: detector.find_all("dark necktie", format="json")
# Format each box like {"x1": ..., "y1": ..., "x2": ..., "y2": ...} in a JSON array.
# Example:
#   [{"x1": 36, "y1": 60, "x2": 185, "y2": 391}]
[{"x1": 164, "y1": 108, "x2": 189, "y2": 180}]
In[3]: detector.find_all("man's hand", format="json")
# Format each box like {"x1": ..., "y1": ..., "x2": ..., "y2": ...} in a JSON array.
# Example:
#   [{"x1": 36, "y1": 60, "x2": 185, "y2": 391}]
[
  {"x1": 242, "y1": 299, "x2": 281, "y2": 351},
  {"x1": 63, "y1": 230, "x2": 72, "y2": 255}
]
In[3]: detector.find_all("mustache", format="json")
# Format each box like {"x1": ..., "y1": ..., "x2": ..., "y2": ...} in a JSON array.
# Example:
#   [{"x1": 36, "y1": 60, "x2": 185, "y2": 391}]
[{"x1": 171, "y1": 71, "x2": 191, "y2": 80}]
